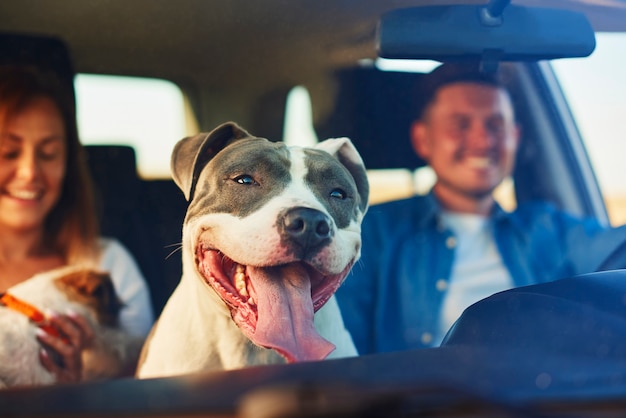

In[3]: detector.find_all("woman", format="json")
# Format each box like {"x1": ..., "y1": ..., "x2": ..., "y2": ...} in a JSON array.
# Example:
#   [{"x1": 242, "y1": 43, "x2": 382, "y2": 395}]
[{"x1": 0, "y1": 66, "x2": 154, "y2": 382}]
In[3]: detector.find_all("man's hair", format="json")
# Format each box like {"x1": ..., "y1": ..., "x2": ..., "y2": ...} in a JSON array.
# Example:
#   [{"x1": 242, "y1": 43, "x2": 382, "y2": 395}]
[{"x1": 416, "y1": 62, "x2": 508, "y2": 120}]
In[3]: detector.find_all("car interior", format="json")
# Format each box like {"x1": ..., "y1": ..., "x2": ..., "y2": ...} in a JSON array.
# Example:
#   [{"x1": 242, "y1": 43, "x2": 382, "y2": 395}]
[
  {"x1": 2, "y1": 0, "x2": 626, "y2": 416},
  {"x1": 0, "y1": 29, "x2": 611, "y2": 317}
]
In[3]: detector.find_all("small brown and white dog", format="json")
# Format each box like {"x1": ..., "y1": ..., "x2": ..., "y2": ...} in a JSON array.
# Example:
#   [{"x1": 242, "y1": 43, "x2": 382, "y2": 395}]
[
  {"x1": 0, "y1": 266, "x2": 136, "y2": 388},
  {"x1": 137, "y1": 122, "x2": 369, "y2": 378}
]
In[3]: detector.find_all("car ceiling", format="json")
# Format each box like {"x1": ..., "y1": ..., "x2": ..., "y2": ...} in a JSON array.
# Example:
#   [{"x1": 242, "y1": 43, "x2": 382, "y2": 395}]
[{"x1": 1, "y1": 0, "x2": 626, "y2": 129}]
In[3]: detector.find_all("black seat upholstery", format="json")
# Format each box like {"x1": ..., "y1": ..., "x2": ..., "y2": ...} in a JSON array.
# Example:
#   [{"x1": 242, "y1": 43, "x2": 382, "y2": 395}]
[
  {"x1": 316, "y1": 66, "x2": 428, "y2": 171},
  {"x1": 85, "y1": 145, "x2": 186, "y2": 315},
  {"x1": 86, "y1": 145, "x2": 141, "y2": 215},
  {"x1": 84, "y1": 146, "x2": 159, "y2": 307},
  {"x1": 140, "y1": 178, "x2": 187, "y2": 313},
  {"x1": 0, "y1": 31, "x2": 75, "y2": 105}
]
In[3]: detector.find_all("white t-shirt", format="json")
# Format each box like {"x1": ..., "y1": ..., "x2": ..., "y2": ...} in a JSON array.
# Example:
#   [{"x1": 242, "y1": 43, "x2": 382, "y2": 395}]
[
  {"x1": 98, "y1": 238, "x2": 154, "y2": 338},
  {"x1": 435, "y1": 212, "x2": 513, "y2": 345}
]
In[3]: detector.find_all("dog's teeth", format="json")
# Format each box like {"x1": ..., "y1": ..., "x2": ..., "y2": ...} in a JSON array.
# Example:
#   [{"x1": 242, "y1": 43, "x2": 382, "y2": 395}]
[
  {"x1": 235, "y1": 265, "x2": 248, "y2": 297},
  {"x1": 248, "y1": 296, "x2": 256, "y2": 306}
]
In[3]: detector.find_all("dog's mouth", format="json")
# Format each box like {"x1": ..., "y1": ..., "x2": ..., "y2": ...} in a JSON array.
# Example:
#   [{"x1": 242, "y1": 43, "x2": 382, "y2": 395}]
[{"x1": 196, "y1": 247, "x2": 352, "y2": 363}]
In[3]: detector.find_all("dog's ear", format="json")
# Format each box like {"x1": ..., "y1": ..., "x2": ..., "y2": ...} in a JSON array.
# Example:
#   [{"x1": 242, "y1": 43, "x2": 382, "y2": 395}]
[
  {"x1": 54, "y1": 270, "x2": 123, "y2": 327},
  {"x1": 171, "y1": 122, "x2": 253, "y2": 201},
  {"x1": 315, "y1": 137, "x2": 370, "y2": 216}
]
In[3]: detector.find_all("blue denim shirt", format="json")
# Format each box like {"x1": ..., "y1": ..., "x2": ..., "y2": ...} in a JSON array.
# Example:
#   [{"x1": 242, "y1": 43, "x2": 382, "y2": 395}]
[{"x1": 336, "y1": 192, "x2": 626, "y2": 355}]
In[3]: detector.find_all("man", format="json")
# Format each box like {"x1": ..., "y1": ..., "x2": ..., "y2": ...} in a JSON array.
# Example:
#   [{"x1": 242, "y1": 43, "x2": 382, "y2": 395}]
[{"x1": 336, "y1": 62, "x2": 626, "y2": 355}]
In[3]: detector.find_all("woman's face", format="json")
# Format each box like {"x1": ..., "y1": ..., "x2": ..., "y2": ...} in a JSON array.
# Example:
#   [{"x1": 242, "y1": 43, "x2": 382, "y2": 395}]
[{"x1": 0, "y1": 97, "x2": 67, "y2": 234}]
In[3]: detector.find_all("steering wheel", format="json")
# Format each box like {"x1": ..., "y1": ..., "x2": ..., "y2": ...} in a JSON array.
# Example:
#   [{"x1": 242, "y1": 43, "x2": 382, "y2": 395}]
[{"x1": 595, "y1": 240, "x2": 626, "y2": 271}]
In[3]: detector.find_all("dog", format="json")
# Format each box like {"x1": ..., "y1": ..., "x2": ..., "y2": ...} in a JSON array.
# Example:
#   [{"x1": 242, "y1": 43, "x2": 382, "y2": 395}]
[
  {"x1": 136, "y1": 122, "x2": 369, "y2": 378},
  {"x1": 0, "y1": 266, "x2": 136, "y2": 388}
]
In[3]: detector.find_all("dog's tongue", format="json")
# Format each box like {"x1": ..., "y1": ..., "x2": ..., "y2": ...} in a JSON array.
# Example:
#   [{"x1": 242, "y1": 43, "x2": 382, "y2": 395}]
[{"x1": 245, "y1": 264, "x2": 335, "y2": 363}]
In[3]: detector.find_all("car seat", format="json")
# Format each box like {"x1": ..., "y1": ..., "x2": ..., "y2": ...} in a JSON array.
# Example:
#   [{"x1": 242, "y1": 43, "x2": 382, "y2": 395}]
[{"x1": 316, "y1": 66, "x2": 427, "y2": 171}]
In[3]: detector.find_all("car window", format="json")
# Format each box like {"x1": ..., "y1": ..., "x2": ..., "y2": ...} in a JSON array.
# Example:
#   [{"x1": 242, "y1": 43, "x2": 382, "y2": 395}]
[
  {"x1": 551, "y1": 32, "x2": 626, "y2": 225},
  {"x1": 75, "y1": 74, "x2": 193, "y2": 178}
]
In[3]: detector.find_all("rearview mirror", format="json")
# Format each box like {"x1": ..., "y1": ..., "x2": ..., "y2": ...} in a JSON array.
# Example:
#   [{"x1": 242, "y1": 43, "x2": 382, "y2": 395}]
[{"x1": 377, "y1": 4, "x2": 596, "y2": 63}]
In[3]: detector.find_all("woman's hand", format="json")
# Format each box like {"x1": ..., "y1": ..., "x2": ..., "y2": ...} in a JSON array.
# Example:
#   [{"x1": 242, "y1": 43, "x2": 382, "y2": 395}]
[{"x1": 35, "y1": 310, "x2": 95, "y2": 383}]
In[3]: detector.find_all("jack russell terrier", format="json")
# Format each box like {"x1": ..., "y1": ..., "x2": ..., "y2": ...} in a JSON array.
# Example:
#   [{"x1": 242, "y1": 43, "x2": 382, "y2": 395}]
[
  {"x1": 137, "y1": 122, "x2": 369, "y2": 377},
  {"x1": 0, "y1": 267, "x2": 136, "y2": 388}
]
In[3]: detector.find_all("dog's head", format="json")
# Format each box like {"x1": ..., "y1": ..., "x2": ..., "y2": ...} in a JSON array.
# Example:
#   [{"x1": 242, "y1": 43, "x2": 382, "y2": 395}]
[
  {"x1": 172, "y1": 122, "x2": 369, "y2": 363},
  {"x1": 53, "y1": 269, "x2": 123, "y2": 327}
]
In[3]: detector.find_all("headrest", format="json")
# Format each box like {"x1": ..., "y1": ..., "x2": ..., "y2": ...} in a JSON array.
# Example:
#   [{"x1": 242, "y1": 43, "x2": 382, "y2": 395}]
[
  {"x1": 84, "y1": 145, "x2": 140, "y2": 210},
  {"x1": 316, "y1": 66, "x2": 427, "y2": 171},
  {"x1": 0, "y1": 32, "x2": 76, "y2": 104}
]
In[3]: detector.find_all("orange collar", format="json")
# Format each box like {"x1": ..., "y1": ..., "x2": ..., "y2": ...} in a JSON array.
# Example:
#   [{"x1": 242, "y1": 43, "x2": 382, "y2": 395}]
[{"x1": 0, "y1": 293, "x2": 65, "y2": 341}]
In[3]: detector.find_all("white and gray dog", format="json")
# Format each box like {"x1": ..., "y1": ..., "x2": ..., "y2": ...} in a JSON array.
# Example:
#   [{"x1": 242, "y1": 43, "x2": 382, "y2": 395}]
[{"x1": 137, "y1": 122, "x2": 369, "y2": 378}]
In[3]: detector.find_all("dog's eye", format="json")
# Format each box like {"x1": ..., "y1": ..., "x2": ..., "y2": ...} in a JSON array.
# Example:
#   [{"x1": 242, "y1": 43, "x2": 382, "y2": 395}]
[
  {"x1": 330, "y1": 188, "x2": 347, "y2": 200},
  {"x1": 233, "y1": 174, "x2": 259, "y2": 186}
]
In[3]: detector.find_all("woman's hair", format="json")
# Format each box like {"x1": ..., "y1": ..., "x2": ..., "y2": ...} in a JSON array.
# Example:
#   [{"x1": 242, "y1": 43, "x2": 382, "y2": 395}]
[{"x1": 0, "y1": 65, "x2": 100, "y2": 265}]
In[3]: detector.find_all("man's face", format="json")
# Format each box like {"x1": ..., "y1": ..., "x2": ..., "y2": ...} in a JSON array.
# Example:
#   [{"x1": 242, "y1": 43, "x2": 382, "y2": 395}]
[{"x1": 411, "y1": 82, "x2": 519, "y2": 207}]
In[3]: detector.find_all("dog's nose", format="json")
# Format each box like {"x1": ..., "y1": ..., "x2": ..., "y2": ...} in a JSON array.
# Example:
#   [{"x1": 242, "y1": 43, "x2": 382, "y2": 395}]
[{"x1": 281, "y1": 207, "x2": 332, "y2": 250}]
